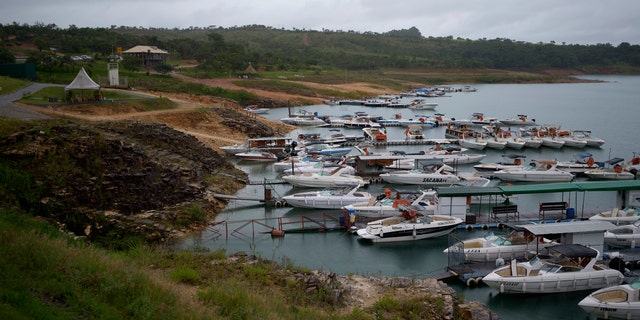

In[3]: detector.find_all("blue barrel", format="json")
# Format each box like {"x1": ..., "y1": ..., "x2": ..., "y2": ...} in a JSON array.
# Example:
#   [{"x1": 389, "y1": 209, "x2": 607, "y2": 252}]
[{"x1": 566, "y1": 208, "x2": 576, "y2": 218}]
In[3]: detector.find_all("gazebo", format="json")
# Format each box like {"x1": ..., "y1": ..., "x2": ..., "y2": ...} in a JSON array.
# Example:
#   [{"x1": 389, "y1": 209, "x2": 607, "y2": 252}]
[{"x1": 65, "y1": 67, "x2": 101, "y2": 103}]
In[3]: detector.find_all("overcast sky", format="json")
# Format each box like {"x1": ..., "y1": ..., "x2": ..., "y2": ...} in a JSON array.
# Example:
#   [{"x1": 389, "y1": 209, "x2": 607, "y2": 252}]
[{"x1": 2, "y1": 0, "x2": 639, "y2": 45}]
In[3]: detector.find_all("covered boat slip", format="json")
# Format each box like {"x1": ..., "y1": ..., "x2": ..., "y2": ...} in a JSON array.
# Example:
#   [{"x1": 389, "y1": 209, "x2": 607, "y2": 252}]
[{"x1": 435, "y1": 180, "x2": 640, "y2": 223}]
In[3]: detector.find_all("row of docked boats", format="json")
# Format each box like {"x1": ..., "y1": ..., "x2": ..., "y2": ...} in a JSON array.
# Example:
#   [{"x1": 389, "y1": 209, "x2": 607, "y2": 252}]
[{"x1": 447, "y1": 124, "x2": 605, "y2": 151}]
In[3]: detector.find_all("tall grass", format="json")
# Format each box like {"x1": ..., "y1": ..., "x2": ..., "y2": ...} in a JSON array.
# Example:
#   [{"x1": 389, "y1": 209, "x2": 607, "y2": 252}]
[{"x1": 0, "y1": 210, "x2": 186, "y2": 319}]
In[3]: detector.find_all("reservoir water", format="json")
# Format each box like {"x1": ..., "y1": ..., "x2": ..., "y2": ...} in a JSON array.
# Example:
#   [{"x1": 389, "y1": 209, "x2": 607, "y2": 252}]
[{"x1": 178, "y1": 75, "x2": 640, "y2": 319}]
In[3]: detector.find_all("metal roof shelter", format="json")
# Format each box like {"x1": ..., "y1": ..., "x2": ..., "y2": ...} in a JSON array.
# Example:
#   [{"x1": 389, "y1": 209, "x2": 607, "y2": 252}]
[
  {"x1": 436, "y1": 181, "x2": 640, "y2": 196},
  {"x1": 522, "y1": 220, "x2": 615, "y2": 235},
  {"x1": 435, "y1": 180, "x2": 640, "y2": 219},
  {"x1": 522, "y1": 220, "x2": 616, "y2": 254}
]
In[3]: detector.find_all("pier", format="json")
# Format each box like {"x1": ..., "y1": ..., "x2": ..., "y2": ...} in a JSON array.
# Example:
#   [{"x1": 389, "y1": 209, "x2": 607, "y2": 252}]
[{"x1": 205, "y1": 212, "x2": 348, "y2": 240}]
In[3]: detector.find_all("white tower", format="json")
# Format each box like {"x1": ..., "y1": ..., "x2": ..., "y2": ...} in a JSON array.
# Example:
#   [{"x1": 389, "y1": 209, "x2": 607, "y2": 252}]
[{"x1": 108, "y1": 62, "x2": 119, "y2": 87}]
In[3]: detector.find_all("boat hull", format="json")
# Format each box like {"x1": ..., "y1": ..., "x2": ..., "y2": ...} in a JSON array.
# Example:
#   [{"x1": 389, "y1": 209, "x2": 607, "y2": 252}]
[
  {"x1": 379, "y1": 172, "x2": 460, "y2": 185},
  {"x1": 356, "y1": 216, "x2": 462, "y2": 243},
  {"x1": 578, "y1": 284, "x2": 640, "y2": 320},
  {"x1": 283, "y1": 194, "x2": 372, "y2": 209},
  {"x1": 483, "y1": 270, "x2": 624, "y2": 294}
]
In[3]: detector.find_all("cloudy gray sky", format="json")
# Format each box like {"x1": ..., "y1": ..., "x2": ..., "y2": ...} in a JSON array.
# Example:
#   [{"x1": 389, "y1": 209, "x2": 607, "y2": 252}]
[{"x1": 2, "y1": 0, "x2": 639, "y2": 45}]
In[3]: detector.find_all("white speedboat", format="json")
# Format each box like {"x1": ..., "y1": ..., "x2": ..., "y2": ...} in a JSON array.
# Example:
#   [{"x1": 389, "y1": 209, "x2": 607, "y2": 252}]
[
  {"x1": 483, "y1": 135, "x2": 508, "y2": 150},
  {"x1": 356, "y1": 214, "x2": 463, "y2": 243},
  {"x1": 219, "y1": 143, "x2": 250, "y2": 155},
  {"x1": 518, "y1": 126, "x2": 544, "y2": 148},
  {"x1": 556, "y1": 152, "x2": 599, "y2": 175},
  {"x1": 282, "y1": 167, "x2": 367, "y2": 188},
  {"x1": 342, "y1": 189, "x2": 438, "y2": 219},
  {"x1": 482, "y1": 244, "x2": 624, "y2": 294},
  {"x1": 604, "y1": 219, "x2": 640, "y2": 248},
  {"x1": 407, "y1": 99, "x2": 438, "y2": 110},
  {"x1": 273, "y1": 155, "x2": 322, "y2": 173},
  {"x1": 589, "y1": 206, "x2": 640, "y2": 225},
  {"x1": 244, "y1": 105, "x2": 270, "y2": 114},
  {"x1": 585, "y1": 158, "x2": 636, "y2": 180},
  {"x1": 505, "y1": 136, "x2": 527, "y2": 149},
  {"x1": 492, "y1": 160, "x2": 574, "y2": 182},
  {"x1": 362, "y1": 126, "x2": 388, "y2": 142},
  {"x1": 473, "y1": 154, "x2": 526, "y2": 172},
  {"x1": 557, "y1": 133, "x2": 588, "y2": 148},
  {"x1": 458, "y1": 136, "x2": 487, "y2": 150},
  {"x1": 578, "y1": 282, "x2": 640, "y2": 320},
  {"x1": 280, "y1": 116, "x2": 327, "y2": 126},
  {"x1": 282, "y1": 184, "x2": 373, "y2": 209},
  {"x1": 235, "y1": 150, "x2": 279, "y2": 162},
  {"x1": 443, "y1": 223, "x2": 558, "y2": 262},
  {"x1": 452, "y1": 112, "x2": 498, "y2": 127},
  {"x1": 404, "y1": 124, "x2": 425, "y2": 140},
  {"x1": 540, "y1": 136, "x2": 565, "y2": 148},
  {"x1": 282, "y1": 163, "x2": 355, "y2": 175},
  {"x1": 379, "y1": 162, "x2": 461, "y2": 186},
  {"x1": 499, "y1": 114, "x2": 538, "y2": 126},
  {"x1": 305, "y1": 144, "x2": 353, "y2": 157},
  {"x1": 539, "y1": 124, "x2": 566, "y2": 148},
  {"x1": 572, "y1": 130, "x2": 605, "y2": 148}
]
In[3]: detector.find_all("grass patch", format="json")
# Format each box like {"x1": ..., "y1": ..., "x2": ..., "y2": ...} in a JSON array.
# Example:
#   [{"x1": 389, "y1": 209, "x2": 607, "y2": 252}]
[{"x1": 0, "y1": 76, "x2": 29, "y2": 94}]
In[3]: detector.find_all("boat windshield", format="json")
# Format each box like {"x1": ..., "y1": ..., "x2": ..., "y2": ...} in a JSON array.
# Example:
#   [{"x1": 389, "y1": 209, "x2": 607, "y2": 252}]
[
  {"x1": 529, "y1": 256, "x2": 543, "y2": 269},
  {"x1": 540, "y1": 263, "x2": 562, "y2": 273},
  {"x1": 492, "y1": 236, "x2": 511, "y2": 246},
  {"x1": 484, "y1": 232, "x2": 497, "y2": 241}
]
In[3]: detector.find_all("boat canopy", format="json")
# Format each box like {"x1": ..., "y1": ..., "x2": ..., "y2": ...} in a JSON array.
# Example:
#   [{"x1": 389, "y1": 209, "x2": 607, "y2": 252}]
[{"x1": 547, "y1": 244, "x2": 598, "y2": 258}]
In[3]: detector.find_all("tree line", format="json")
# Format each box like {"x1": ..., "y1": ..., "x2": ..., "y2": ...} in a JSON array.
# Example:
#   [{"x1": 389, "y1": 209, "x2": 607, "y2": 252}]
[{"x1": 1, "y1": 22, "x2": 639, "y2": 75}]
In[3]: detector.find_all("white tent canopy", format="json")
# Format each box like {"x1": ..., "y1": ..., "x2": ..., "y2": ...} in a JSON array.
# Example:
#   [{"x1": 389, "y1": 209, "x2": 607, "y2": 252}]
[{"x1": 65, "y1": 67, "x2": 100, "y2": 91}]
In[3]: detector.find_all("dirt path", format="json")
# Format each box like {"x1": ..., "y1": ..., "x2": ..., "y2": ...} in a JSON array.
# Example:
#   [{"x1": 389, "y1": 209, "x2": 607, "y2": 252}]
[{"x1": 171, "y1": 73, "x2": 328, "y2": 104}]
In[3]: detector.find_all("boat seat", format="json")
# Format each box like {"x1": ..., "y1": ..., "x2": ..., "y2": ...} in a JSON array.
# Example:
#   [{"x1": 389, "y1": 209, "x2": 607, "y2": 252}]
[
  {"x1": 593, "y1": 290, "x2": 628, "y2": 303},
  {"x1": 611, "y1": 207, "x2": 619, "y2": 217}
]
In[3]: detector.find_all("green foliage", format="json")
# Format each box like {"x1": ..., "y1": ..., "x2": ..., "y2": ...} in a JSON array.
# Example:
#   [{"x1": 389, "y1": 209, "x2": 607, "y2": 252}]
[
  {"x1": 0, "y1": 47, "x2": 16, "y2": 63},
  {"x1": 154, "y1": 63, "x2": 174, "y2": 75},
  {"x1": 0, "y1": 209, "x2": 186, "y2": 319},
  {"x1": 170, "y1": 267, "x2": 201, "y2": 285},
  {"x1": 3, "y1": 23, "x2": 640, "y2": 81}
]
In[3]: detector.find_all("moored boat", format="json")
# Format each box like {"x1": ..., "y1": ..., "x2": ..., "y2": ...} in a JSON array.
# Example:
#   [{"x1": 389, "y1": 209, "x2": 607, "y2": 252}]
[
  {"x1": 342, "y1": 189, "x2": 438, "y2": 219},
  {"x1": 282, "y1": 184, "x2": 373, "y2": 209},
  {"x1": 282, "y1": 167, "x2": 367, "y2": 188},
  {"x1": 585, "y1": 158, "x2": 636, "y2": 180},
  {"x1": 482, "y1": 244, "x2": 624, "y2": 294},
  {"x1": 244, "y1": 105, "x2": 270, "y2": 114},
  {"x1": 443, "y1": 222, "x2": 558, "y2": 262},
  {"x1": 235, "y1": 150, "x2": 279, "y2": 162},
  {"x1": 578, "y1": 282, "x2": 640, "y2": 320},
  {"x1": 356, "y1": 213, "x2": 463, "y2": 243},
  {"x1": 589, "y1": 206, "x2": 640, "y2": 225},
  {"x1": 492, "y1": 159, "x2": 574, "y2": 183},
  {"x1": 379, "y1": 161, "x2": 461, "y2": 186},
  {"x1": 407, "y1": 99, "x2": 438, "y2": 110},
  {"x1": 603, "y1": 219, "x2": 640, "y2": 248}
]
